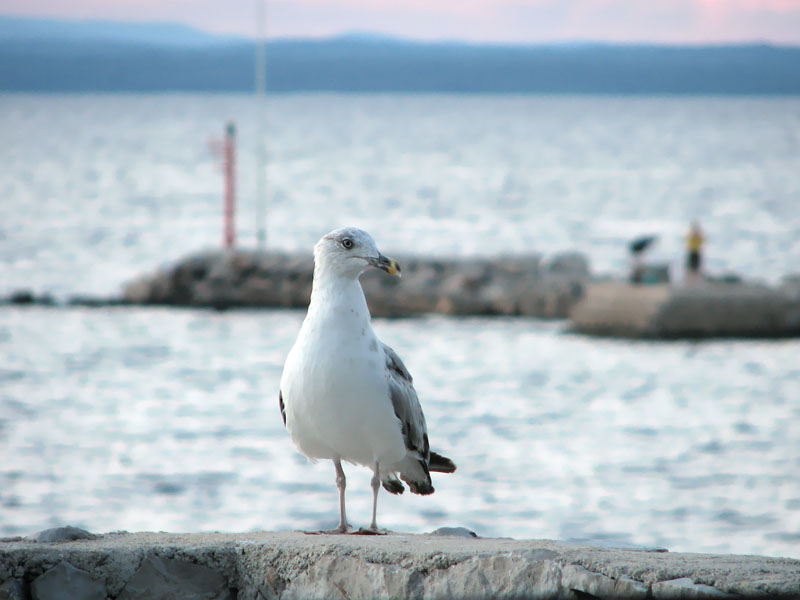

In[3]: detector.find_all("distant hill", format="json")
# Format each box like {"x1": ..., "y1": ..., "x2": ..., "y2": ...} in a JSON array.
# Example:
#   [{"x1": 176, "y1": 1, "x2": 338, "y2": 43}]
[
  {"x1": 1, "y1": 16, "x2": 799, "y2": 93},
  {"x1": 0, "y1": 15, "x2": 242, "y2": 46}
]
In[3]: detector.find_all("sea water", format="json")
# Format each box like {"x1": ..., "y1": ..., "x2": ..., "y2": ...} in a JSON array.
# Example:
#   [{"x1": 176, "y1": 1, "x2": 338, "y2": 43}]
[{"x1": 0, "y1": 94, "x2": 798, "y2": 557}]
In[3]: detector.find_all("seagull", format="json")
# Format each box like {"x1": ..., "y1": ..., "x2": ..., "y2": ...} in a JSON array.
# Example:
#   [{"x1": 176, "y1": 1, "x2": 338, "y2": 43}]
[{"x1": 279, "y1": 227, "x2": 456, "y2": 534}]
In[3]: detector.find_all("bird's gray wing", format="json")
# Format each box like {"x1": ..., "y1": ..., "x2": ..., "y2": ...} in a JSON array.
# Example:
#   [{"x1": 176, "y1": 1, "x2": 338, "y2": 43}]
[{"x1": 382, "y1": 342, "x2": 430, "y2": 462}]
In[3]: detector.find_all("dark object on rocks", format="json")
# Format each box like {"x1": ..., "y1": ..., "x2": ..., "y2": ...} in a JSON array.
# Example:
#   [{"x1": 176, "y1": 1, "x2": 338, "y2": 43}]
[
  {"x1": 427, "y1": 527, "x2": 479, "y2": 538},
  {"x1": 4, "y1": 290, "x2": 54, "y2": 306},
  {"x1": 629, "y1": 235, "x2": 657, "y2": 255},
  {"x1": 118, "y1": 555, "x2": 231, "y2": 600},
  {"x1": 628, "y1": 237, "x2": 660, "y2": 285},
  {"x1": 28, "y1": 526, "x2": 96, "y2": 543},
  {"x1": 31, "y1": 561, "x2": 105, "y2": 600},
  {"x1": 8, "y1": 290, "x2": 34, "y2": 304},
  {"x1": 122, "y1": 249, "x2": 591, "y2": 319}
]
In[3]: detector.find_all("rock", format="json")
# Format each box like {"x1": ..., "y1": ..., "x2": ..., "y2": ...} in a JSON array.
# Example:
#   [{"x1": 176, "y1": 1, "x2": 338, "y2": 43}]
[
  {"x1": 118, "y1": 555, "x2": 232, "y2": 600},
  {"x1": 481, "y1": 283, "x2": 519, "y2": 315},
  {"x1": 426, "y1": 527, "x2": 478, "y2": 538},
  {"x1": 781, "y1": 273, "x2": 800, "y2": 301},
  {"x1": 517, "y1": 291, "x2": 548, "y2": 318},
  {"x1": 282, "y1": 555, "x2": 420, "y2": 600},
  {"x1": 0, "y1": 579, "x2": 26, "y2": 600},
  {"x1": 123, "y1": 276, "x2": 155, "y2": 303},
  {"x1": 8, "y1": 290, "x2": 34, "y2": 304},
  {"x1": 31, "y1": 562, "x2": 105, "y2": 600},
  {"x1": 118, "y1": 250, "x2": 585, "y2": 319},
  {"x1": 423, "y1": 552, "x2": 561, "y2": 599},
  {"x1": 562, "y1": 564, "x2": 649, "y2": 598},
  {"x1": 240, "y1": 276, "x2": 277, "y2": 305},
  {"x1": 257, "y1": 566, "x2": 284, "y2": 600},
  {"x1": 499, "y1": 255, "x2": 542, "y2": 279},
  {"x1": 651, "y1": 577, "x2": 737, "y2": 598},
  {"x1": 547, "y1": 252, "x2": 590, "y2": 278},
  {"x1": 1, "y1": 290, "x2": 55, "y2": 306},
  {"x1": 28, "y1": 526, "x2": 96, "y2": 543}
]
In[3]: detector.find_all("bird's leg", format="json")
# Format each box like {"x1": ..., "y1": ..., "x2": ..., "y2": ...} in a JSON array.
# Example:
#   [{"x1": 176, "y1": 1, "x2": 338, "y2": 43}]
[
  {"x1": 355, "y1": 462, "x2": 387, "y2": 535},
  {"x1": 303, "y1": 459, "x2": 352, "y2": 535},
  {"x1": 370, "y1": 462, "x2": 380, "y2": 530},
  {"x1": 310, "y1": 458, "x2": 352, "y2": 534},
  {"x1": 332, "y1": 458, "x2": 351, "y2": 533}
]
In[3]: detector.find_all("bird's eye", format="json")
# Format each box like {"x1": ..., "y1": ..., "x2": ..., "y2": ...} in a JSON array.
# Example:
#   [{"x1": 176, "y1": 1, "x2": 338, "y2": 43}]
[{"x1": 341, "y1": 238, "x2": 354, "y2": 249}]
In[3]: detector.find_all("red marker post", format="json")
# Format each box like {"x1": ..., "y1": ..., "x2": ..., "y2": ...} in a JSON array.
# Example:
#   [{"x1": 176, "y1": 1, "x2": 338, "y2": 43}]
[{"x1": 223, "y1": 121, "x2": 237, "y2": 248}]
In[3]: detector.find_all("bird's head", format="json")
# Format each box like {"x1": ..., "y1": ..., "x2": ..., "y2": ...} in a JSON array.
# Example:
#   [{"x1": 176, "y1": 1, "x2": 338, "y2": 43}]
[{"x1": 314, "y1": 227, "x2": 401, "y2": 280}]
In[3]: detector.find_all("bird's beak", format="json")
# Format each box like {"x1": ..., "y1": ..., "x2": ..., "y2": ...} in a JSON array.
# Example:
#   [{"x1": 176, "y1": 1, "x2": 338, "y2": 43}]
[{"x1": 369, "y1": 253, "x2": 401, "y2": 277}]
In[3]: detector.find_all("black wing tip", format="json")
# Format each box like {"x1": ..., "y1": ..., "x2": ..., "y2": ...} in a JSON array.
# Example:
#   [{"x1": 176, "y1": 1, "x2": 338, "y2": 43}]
[
  {"x1": 382, "y1": 479, "x2": 405, "y2": 495},
  {"x1": 408, "y1": 481, "x2": 435, "y2": 495},
  {"x1": 402, "y1": 460, "x2": 434, "y2": 495},
  {"x1": 279, "y1": 390, "x2": 286, "y2": 426},
  {"x1": 429, "y1": 451, "x2": 456, "y2": 474}
]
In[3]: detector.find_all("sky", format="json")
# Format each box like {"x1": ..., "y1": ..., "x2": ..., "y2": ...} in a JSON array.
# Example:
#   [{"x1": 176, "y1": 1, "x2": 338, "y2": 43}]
[{"x1": 2, "y1": 0, "x2": 800, "y2": 44}]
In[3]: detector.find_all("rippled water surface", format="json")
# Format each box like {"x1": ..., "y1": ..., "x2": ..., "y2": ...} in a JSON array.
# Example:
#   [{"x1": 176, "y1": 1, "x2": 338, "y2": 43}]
[
  {"x1": 1, "y1": 94, "x2": 799, "y2": 558},
  {"x1": 2, "y1": 306, "x2": 799, "y2": 558},
  {"x1": 1, "y1": 94, "x2": 799, "y2": 297}
]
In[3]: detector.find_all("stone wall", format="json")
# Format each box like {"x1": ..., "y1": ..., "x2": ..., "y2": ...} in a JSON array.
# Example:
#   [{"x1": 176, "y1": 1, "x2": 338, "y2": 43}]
[
  {"x1": 2, "y1": 528, "x2": 799, "y2": 599},
  {"x1": 121, "y1": 249, "x2": 589, "y2": 319}
]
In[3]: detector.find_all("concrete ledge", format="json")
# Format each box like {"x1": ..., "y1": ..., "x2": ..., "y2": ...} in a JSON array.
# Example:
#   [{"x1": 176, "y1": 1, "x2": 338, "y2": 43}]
[
  {"x1": 570, "y1": 282, "x2": 800, "y2": 339},
  {"x1": 2, "y1": 530, "x2": 799, "y2": 599}
]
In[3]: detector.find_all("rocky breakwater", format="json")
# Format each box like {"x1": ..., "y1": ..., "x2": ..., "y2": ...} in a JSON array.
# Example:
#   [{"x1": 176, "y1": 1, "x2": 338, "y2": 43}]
[
  {"x1": 122, "y1": 249, "x2": 590, "y2": 318},
  {"x1": 570, "y1": 280, "x2": 800, "y2": 339},
  {"x1": 2, "y1": 527, "x2": 800, "y2": 599}
]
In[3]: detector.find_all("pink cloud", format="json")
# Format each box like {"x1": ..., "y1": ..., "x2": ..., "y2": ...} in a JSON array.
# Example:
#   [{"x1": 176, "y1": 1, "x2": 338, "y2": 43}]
[
  {"x1": 697, "y1": 0, "x2": 800, "y2": 12},
  {"x1": 2, "y1": 0, "x2": 800, "y2": 43}
]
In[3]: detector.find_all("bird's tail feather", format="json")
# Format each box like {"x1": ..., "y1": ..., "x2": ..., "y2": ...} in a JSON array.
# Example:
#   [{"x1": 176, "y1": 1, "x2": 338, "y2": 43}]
[
  {"x1": 429, "y1": 451, "x2": 456, "y2": 473},
  {"x1": 386, "y1": 452, "x2": 455, "y2": 496}
]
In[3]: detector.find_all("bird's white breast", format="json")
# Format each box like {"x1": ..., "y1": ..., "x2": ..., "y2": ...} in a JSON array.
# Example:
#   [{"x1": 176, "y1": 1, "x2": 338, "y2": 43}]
[{"x1": 280, "y1": 283, "x2": 405, "y2": 467}]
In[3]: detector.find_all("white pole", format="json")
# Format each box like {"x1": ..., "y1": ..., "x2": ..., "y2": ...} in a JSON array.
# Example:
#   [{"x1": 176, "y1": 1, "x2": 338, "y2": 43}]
[{"x1": 255, "y1": 0, "x2": 267, "y2": 248}]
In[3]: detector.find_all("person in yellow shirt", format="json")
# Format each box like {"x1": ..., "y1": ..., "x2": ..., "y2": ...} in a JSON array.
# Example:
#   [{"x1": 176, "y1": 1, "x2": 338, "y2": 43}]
[{"x1": 686, "y1": 221, "x2": 705, "y2": 280}]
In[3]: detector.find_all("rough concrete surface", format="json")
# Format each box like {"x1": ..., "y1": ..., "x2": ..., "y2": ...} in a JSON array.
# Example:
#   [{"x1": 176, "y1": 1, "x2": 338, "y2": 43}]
[
  {"x1": 570, "y1": 281, "x2": 800, "y2": 338},
  {"x1": 1, "y1": 530, "x2": 799, "y2": 599}
]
